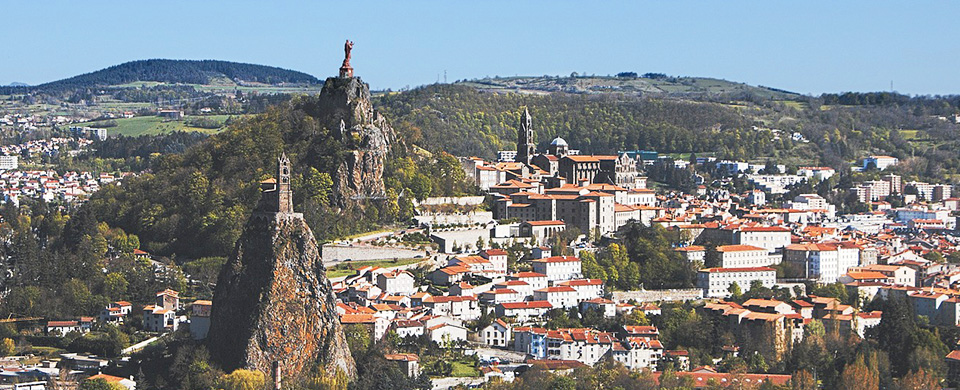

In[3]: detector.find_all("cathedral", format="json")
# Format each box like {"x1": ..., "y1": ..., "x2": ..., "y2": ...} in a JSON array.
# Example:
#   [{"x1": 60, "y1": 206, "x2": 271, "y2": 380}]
[{"x1": 513, "y1": 107, "x2": 643, "y2": 190}]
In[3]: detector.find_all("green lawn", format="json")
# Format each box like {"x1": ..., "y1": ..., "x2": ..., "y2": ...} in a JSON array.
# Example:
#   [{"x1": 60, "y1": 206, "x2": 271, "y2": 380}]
[
  {"x1": 326, "y1": 258, "x2": 425, "y2": 278},
  {"x1": 108, "y1": 115, "x2": 238, "y2": 136},
  {"x1": 450, "y1": 361, "x2": 480, "y2": 377}
]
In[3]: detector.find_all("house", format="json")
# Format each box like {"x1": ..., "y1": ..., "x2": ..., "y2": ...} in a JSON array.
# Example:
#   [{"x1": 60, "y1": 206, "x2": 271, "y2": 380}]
[
  {"x1": 531, "y1": 246, "x2": 552, "y2": 259},
  {"x1": 392, "y1": 320, "x2": 426, "y2": 338},
  {"x1": 430, "y1": 266, "x2": 469, "y2": 285},
  {"x1": 47, "y1": 320, "x2": 85, "y2": 336},
  {"x1": 580, "y1": 298, "x2": 617, "y2": 318},
  {"x1": 158, "y1": 110, "x2": 183, "y2": 120},
  {"x1": 427, "y1": 322, "x2": 468, "y2": 344},
  {"x1": 190, "y1": 300, "x2": 212, "y2": 340},
  {"x1": 622, "y1": 325, "x2": 660, "y2": 339},
  {"x1": 384, "y1": 354, "x2": 421, "y2": 378},
  {"x1": 142, "y1": 305, "x2": 177, "y2": 332},
  {"x1": 650, "y1": 368, "x2": 792, "y2": 389},
  {"x1": 482, "y1": 319, "x2": 512, "y2": 347},
  {"x1": 556, "y1": 279, "x2": 604, "y2": 301},
  {"x1": 340, "y1": 314, "x2": 390, "y2": 340},
  {"x1": 947, "y1": 350, "x2": 960, "y2": 388},
  {"x1": 531, "y1": 256, "x2": 583, "y2": 282},
  {"x1": 86, "y1": 374, "x2": 136, "y2": 390},
  {"x1": 98, "y1": 301, "x2": 133, "y2": 323},
  {"x1": 496, "y1": 301, "x2": 553, "y2": 322},
  {"x1": 509, "y1": 272, "x2": 548, "y2": 290},
  {"x1": 479, "y1": 288, "x2": 523, "y2": 305},
  {"x1": 533, "y1": 286, "x2": 579, "y2": 308},
  {"x1": 480, "y1": 249, "x2": 509, "y2": 275},
  {"x1": 376, "y1": 270, "x2": 417, "y2": 296},
  {"x1": 156, "y1": 289, "x2": 180, "y2": 311},
  {"x1": 421, "y1": 295, "x2": 480, "y2": 321}
]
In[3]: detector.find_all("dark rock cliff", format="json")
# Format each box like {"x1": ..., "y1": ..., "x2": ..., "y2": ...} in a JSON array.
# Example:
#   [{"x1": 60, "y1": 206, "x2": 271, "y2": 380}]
[
  {"x1": 314, "y1": 76, "x2": 397, "y2": 206},
  {"x1": 207, "y1": 212, "x2": 355, "y2": 379}
]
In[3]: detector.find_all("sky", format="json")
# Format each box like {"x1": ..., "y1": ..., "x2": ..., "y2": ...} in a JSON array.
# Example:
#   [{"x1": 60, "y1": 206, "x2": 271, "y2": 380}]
[{"x1": 3, "y1": 1, "x2": 960, "y2": 95}]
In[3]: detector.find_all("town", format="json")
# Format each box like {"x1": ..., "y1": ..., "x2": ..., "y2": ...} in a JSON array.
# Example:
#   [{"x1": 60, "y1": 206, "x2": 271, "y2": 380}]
[
  {"x1": 5, "y1": 105, "x2": 960, "y2": 390},
  {"x1": 4, "y1": 6, "x2": 960, "y2": 388}
]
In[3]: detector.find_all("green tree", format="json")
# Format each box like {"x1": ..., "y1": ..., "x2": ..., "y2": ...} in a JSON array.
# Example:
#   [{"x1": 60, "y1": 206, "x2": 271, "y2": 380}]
[
  {"x1": 103, "y1": 272, "x2": 129, "y2": 300},
  {"x1": 0, "y1": 338, "x2": 14, "y2": 356},
  {"x1": 219, "y1": 369, "x2": 265, "y2": 390},
  {"x1": 728, "y1": 282, "x2": 743, "y2": 301}
]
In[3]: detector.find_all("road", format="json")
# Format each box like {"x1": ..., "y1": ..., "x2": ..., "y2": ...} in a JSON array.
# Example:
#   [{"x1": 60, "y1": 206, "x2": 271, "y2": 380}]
[
  {"x1": 431, "y1": 377, "x2": 484, "y2": 390},
  {"x1": 122, "y1": 334, "x2": 165, "y2": 355},
  {"x1": 472, "y1": 346, "x2": 526, "y2": 363}
]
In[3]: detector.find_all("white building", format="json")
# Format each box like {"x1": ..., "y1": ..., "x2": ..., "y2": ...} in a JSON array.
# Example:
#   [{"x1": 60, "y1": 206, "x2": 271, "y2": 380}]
[
  {"x1": 533, "y1": 286, "x2": 579, "y2": 308},
  {"x1": 482, "y1": 319, "x2": 512, "y2": 347},
  {"x1": 735, "y1": 226, "x2": 791, "y2": 253},
  {"x1": 531, "y1": 256, "x2": 583, "y2": 282},
  {"x1": 716, "y1": 245, "x2": 775, "y2": 268},
  {"x1": 377, "y1": 270, "x2": 417, "y2": 296},
  {"x1": 556, "y1": 279, "x2": 605, "y2": 301},
  {"x1": 697, "y1": 267, "x2": 777, "y2": 298},
  {"x1": 0, "y1": 155, "x2": 18, "y2": 170},
  {"x1": 863, "y1": 155, "x2": 899, "y2": 171},
  {"x1": 142, "y1": 305, "x2": 177, "y2": 332},
  {"x1": 496, "y1": 301, "x2": 553, "y2": 322}
]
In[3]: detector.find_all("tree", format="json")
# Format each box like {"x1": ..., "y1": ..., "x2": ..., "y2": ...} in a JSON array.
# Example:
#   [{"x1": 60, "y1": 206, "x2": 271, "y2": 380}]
[
  {"x1": 103, "y1": 272, "x2": 128, "y2": 300},
  {"x1": 0, "y1": 338, "x2": 14, "y2": 357},
  {"x1": 219, "y1": 370, "x2": 265, "y2": 390},
  {"x1": 79, "y1": 378, "x2": 123, "y2": 390},
  {"x1": 791, "y1": 369, "x2": 817, "y2": 390},
  {"x1": 897, "y1": 368, "x2": 940, "y2": 390},
  {"x1": 838, "y1": 354, "x2": 879, "y2": 390},
  {"x1": 728, "y1": 282, "x2": 743, "y2": 301}
]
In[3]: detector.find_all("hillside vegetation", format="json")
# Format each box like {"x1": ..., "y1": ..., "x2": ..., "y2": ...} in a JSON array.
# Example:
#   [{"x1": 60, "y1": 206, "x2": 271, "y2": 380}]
[
  {"x1": 376, "y1": 84, "x2": 960, "y2": 181},
  {"x1": 459, "y1": 73, "x2": 800, "y2": 100},
  {"x1": 30, "y1": 59, "x2": 319, "y2": 92},
  {"x1": 79, "y1": 95, "x2": 466, "y2": 259}
]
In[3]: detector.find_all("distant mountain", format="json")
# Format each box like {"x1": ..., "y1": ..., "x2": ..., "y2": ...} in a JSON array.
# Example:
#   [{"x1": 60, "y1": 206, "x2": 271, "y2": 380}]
[
  {"x1": 457, "y1": 74, "x2": 801, "y2": 100},
  {"x1": 5, "y1": 82, "x2": 29, "y2": 87},
  {"x1": 31, "y1": 59, "x2": 320, "y2": 91}
]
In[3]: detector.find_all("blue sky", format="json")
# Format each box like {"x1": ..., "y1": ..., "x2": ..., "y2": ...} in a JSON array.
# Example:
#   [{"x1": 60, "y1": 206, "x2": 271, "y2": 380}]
[{"x1": 3, "y1": 1, "x2": 959, "y2": 95}]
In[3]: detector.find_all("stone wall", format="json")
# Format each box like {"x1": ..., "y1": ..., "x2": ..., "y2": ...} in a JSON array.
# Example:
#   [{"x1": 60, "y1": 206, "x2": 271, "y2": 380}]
[
  {"x1": 611, "y1": 289, "x2": 703, "y2": 303},
  {"x1": 321, "y1": 244, "x2": 427, "y2": 262}
]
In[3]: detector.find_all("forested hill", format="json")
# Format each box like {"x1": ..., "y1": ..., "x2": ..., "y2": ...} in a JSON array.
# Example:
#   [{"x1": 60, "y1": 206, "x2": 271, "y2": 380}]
[
  {"x1": 30, "y1": 59, "x2": 320, "y2": 91},
  {"x1": 375, "y1": 83, "x2": 960, "y2": 179},
  {"x1": 376, "y1": 84, "x2": 773, "y2": 159}
]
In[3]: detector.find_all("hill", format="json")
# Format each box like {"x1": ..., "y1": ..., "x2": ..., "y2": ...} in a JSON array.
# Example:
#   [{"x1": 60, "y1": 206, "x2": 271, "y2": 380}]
[
  {"x1": 376, "y1": 83, "x2": 960, "y2": 179},
  {"x1": 30, "y1": 59, "x2": 320, "y2": 92},
  {"x1": 457, "y1": 74, "x2": 802, "y2": 100}
]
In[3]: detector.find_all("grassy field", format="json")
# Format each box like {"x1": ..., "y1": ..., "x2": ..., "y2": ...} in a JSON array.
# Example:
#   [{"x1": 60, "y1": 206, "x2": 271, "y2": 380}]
[
  {"x1": 107, "y1": 115, "x2": 241, "y2": 136},
  {"x1": 326, "y1": 258, "x2": 425, "y2": 278},
  {"x1": 450, "y1": 361, "x2": 480, "y2": 377}
]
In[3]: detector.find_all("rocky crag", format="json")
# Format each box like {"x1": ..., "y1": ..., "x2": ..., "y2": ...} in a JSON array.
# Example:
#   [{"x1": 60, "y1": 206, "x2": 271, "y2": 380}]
[
  {"x1": 314, "y1": 76, "x2": 397, "y2": 207},
  {"x1": 207, "y1": 155, "x2": 355, "y2": 379}
]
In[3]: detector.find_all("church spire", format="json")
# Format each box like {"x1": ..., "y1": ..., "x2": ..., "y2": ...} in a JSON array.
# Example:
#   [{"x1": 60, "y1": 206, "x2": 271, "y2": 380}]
[{"x1": 517, "y1": 107, "x2": 535, "y2": 165}]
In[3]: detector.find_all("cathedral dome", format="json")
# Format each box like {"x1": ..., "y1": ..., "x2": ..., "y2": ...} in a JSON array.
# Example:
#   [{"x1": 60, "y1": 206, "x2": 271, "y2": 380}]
[{"x1": 550, "y1": 137, "x2": 568, "y2": 147}]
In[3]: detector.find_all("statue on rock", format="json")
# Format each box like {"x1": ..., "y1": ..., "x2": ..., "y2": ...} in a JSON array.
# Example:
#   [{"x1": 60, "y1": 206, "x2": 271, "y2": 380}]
[{"x1": 339, "y1": 40, "x2": 354, "y2": 78}]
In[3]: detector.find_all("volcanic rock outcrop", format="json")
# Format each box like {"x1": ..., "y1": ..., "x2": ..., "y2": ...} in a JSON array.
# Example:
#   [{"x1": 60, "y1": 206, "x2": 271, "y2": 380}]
[
  {"x1": 207, "y1": 154, "x2": 355, "y2": 379},
  {"x1": 315, "y1": 75, "x2": 397, "y2": 207}
]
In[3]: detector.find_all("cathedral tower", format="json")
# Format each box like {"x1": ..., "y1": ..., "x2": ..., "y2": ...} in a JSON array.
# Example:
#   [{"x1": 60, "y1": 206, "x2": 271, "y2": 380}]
[{"x1": 517, "y1": 107, "x2": 535, "y2": 165}]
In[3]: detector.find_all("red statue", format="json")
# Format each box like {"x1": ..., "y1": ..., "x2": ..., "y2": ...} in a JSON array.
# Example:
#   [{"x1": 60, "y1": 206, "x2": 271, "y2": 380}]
[{"x1": 340, "y1": 40, "x2": 354, "y2": 78}]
